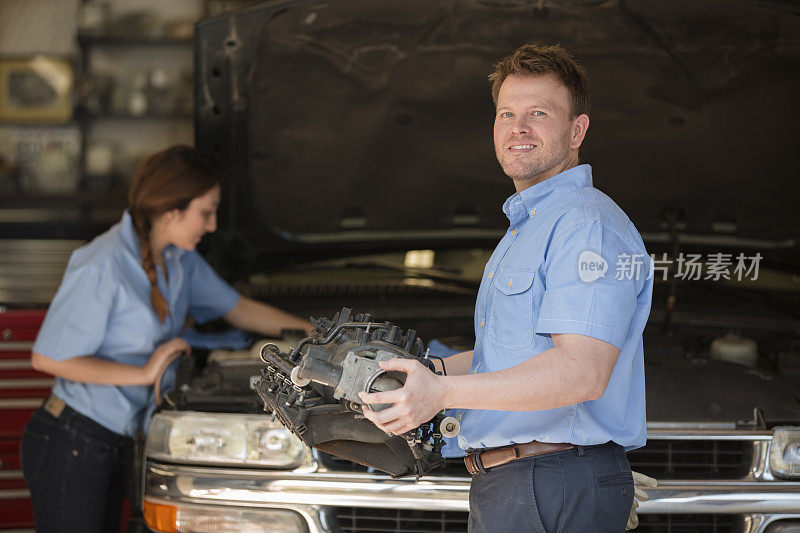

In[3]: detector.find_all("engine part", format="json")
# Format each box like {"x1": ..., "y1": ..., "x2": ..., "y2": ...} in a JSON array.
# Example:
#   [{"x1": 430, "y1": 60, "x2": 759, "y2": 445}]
[{"x1": 253, "y1": 307, "x2": 457, "y2": 478}]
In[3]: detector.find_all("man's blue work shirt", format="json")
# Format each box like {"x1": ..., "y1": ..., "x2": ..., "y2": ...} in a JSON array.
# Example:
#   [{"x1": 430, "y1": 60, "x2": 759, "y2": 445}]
[
  {"x1": 457, "y1": 164, "x2": 652, "y2": 452},
  {"x1": 33, "y1": 211, "x2": 241, "y2": 436}
]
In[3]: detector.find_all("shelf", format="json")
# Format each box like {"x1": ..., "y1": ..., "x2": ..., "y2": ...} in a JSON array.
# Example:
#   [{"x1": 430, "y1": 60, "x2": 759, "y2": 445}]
[
  {"x1": 0, "y1": 120, "x2": 76, "y2": 128},
  {"x1": 77, "y1": 33, "x2": 193, "y2": 47},
  {"x1": 78, "y1": 112, "x2": 193, "y2": 120},
  {"x1": 0, "y1": 191, "x2": 125, "y2": 240},
  {"x1": 0, "y1": 220, "x2": 119, "y2": 241},
  {"x1": 1, "y1": 113, "x2": 192, "y2": 126},
  {"x1": 0, "y1": 192, "x2": 126, "y2": 209}
]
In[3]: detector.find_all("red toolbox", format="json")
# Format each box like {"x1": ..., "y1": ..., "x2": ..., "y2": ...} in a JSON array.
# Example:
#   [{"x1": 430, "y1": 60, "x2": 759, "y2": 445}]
[{"x1": 0, "y1": 309, "x2": 49, "y2": 530}]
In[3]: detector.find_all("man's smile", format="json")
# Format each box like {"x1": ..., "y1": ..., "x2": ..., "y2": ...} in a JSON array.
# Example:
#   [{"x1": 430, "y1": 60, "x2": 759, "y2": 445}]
[{"x1": 509, "y1": 143, "x2": 536, "y2": 151}]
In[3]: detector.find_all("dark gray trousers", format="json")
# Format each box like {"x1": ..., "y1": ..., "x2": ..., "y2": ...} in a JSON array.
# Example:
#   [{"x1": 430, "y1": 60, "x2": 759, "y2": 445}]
[{"x1": 468, "y1": 441, "x2": 633, "y2": 533}]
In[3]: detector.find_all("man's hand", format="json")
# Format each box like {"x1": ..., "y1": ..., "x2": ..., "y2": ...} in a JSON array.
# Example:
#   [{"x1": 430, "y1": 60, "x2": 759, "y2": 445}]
[{"x1": 358, "y1": 358, "x2": 445, "y2": 436}]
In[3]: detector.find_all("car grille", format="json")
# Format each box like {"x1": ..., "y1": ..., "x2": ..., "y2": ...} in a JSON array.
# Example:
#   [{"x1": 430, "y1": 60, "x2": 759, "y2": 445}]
[
  {"x1": 321, "y1": 439, "x2": 754, "y2": 480},
  {"x1": 637, "y1": 513, "x2": 740, "y2": 532},
  {"x1": 628, "y1": 440, "x2": 753, "y2": 479},
  {"x1": 334, "y1": 508, "x2": 468, "y2": 533},
  {"x1": 332, "y1": 508, "x2": 740, "y2": 533}
]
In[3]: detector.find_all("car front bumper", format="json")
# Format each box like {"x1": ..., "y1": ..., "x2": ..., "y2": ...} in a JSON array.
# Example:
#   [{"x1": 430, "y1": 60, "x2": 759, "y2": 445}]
[{"x1": 144, "y1": 460, "x2": 800, "y2": 533}]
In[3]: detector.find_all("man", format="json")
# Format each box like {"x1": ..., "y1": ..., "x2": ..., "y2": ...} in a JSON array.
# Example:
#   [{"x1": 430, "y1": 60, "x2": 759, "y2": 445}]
[{"x1": 360, "y1": 44, "x2": 653, "y2": 531}]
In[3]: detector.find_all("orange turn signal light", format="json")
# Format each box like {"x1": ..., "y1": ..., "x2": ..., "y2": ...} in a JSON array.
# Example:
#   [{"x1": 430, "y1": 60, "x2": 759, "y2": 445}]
[{"x1": 143, "y1": 500, "x2": 178, "y2": 533}]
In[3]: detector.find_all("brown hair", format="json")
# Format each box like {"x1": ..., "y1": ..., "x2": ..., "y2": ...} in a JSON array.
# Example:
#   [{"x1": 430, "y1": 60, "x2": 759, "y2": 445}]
[
  {"x1": 488, "y1": 44, "x2": 590, "y2": 118},
  {"x1": 128, "y1": 145, "x2": 220, "y2": 322}
]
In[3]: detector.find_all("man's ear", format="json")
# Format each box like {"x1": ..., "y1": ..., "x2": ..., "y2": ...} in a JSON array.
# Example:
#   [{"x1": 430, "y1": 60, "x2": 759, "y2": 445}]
[{"x1": 571, "y1": 113, "x2": 590, "y2": 149}]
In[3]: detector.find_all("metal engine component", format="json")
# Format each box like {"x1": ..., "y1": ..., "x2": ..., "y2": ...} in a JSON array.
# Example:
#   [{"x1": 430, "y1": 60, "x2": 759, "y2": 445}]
[
  {"x1": 439, "y1": 416, "x2": 461, "y2": 439},
  {"x1": 253, "y1": 307, "x2": 457, "y2": 478}
]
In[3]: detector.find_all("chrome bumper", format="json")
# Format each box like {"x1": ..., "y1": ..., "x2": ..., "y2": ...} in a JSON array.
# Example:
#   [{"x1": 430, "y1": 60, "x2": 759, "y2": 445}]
[{"x1": 145, "y1": 460, "x2": 800, "y2": 533}]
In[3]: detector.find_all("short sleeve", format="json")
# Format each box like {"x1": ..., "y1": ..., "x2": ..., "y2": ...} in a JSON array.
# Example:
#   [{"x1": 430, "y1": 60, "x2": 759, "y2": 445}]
[
  {"x1": 33, "y1": 262, "x2": 115, "y2": 360},
  {"x1": 187, "y1": 252, "x2": 240, "y2": 323},
  {"x1": 535, "y1": 219, "x2": 644, "y2": 349}
]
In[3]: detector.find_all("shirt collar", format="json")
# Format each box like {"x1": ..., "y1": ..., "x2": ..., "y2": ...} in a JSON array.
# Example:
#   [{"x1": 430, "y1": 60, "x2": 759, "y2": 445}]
[
  {"x1": 502, "y1": 163, "x2": 593, "y2": 226},
  {"x1": 120, "y1": 209, "x2": 186, "y2": 262},
  {"x1": 120, "y1": 210, "x2": 141, "y2": 257}
]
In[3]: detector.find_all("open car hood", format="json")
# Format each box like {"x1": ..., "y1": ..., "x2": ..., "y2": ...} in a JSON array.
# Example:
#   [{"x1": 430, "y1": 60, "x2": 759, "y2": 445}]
[{"x1": 195, "y1": 0, "x2": 800, "y2": 259}]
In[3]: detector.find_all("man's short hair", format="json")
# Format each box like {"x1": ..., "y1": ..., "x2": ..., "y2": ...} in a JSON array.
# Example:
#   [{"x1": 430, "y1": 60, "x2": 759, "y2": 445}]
[{"x1": 488, "y1": 44, "x2": 590, "y2": 118}]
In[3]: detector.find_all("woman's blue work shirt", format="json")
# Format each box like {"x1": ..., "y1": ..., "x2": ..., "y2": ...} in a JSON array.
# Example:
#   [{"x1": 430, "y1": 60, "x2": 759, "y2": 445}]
[{"x1": 33, "y1": 211, "x2": 240, "y2": 437}]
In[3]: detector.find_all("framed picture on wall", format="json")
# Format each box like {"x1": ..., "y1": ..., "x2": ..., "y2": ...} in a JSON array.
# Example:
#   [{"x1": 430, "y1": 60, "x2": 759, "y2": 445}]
[{"x1": 0, "y1": 57, "x2": 73, "y2": 123}]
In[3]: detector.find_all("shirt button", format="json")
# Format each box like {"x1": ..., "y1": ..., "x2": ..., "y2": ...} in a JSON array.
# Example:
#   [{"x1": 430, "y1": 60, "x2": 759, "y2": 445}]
[
  {"x1": 507, "y1": 280, "x2": 512, "y2": 287},
  {"x1": 488, "y1": 272, "x2": 494, "y2": 279},
  {"x1": 510, "y1": 229, "x2": 517, "y2": 236},
  {"x1": 530, "y1": 209, "x2": 536, "y2": 216},
  {"x1": 480, "y1": 320, "x2": 485, "y2": 327}
]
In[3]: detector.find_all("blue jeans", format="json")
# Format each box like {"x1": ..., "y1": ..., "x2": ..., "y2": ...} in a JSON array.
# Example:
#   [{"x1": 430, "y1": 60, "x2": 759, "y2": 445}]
[
  {"x1": 20, "y1": 402, "x2": 132, "y2": 533},
  {"x1": 468, "y1": 441, "x2": 633, "y2": 533}
]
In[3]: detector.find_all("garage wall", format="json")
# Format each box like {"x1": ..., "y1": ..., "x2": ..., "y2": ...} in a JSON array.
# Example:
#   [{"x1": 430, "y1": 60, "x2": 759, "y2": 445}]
[
  {"x1": 0, "y1": 0, "x2": 202, "y2": 55},
  {"x1": 0, "y1": 0, "x2": 198, "y2": 197},
  {"x1": 0, "y1": 0, "x2": 80, "y2": 56}
]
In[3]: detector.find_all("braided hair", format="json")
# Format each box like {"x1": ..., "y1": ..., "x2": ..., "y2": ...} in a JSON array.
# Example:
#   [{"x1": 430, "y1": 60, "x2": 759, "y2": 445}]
[{"x1": 128, "y1": 145, "x2": 220, "y2": 322}]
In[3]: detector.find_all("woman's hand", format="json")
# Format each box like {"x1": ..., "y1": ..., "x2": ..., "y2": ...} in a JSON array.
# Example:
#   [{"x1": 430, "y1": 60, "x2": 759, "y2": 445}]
[{"x1": 143, "y1": 337, "x2": 190, "y2": 385}]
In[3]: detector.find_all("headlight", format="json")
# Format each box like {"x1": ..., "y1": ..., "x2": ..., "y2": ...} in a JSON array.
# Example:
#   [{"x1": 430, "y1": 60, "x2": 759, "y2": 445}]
[
  {"x1": 144, "y1": 500, "x2": 307, "y2": 533},
  {"x1": 147, "y1": 411, "x2": 311, "y2": 469},
  {"x1": 769, "y1": 426, "x2": 800, "y2": 479}
]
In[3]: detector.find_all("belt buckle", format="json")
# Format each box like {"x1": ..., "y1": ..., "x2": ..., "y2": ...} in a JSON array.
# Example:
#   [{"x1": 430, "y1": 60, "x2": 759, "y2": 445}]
[{"x1": 465, "y1": 450, "x2": 487, "y2": 475}]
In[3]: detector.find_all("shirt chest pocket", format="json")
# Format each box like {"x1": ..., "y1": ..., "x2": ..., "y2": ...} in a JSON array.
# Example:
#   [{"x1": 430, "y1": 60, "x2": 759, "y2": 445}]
[{"x1": 488, "y1": 267, "x2": 535, "y2": 349}]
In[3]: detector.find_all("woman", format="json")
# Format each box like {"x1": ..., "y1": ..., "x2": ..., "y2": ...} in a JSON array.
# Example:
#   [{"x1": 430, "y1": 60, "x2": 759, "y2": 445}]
[{"x1": 20, "y1": 145, "x2": 310, "y2": 532}]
